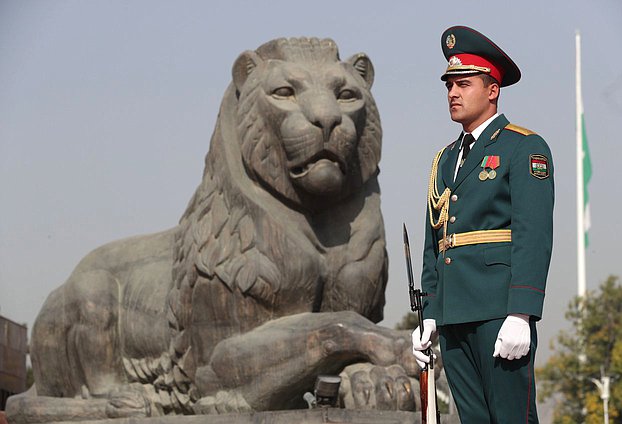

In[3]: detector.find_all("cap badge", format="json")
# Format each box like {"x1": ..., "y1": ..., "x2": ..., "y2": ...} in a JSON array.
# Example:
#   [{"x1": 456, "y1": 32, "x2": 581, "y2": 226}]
[
  {"x1": 446, "y1": 34, "x2": 456, "y2": 49},
  {"x1": 448, "y1": 56, "x2": 462, "y2": 67}
]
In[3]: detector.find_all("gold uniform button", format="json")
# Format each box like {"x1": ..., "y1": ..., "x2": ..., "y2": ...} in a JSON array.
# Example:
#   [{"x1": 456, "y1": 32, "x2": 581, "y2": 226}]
[
  {"x1": 450, "y1": 216, "x2": 456, "y2": 223},
  {"x1": 451, "y1": 194, "x2": 458, "y2": 202},
  {"x1": 445, "y1": 257, "x2": 452, "y2": 265}
]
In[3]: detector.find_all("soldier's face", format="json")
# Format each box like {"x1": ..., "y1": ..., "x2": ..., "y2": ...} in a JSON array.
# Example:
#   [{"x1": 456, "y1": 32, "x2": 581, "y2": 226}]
[{"x1": 445, "y1": 75, "x2": 498, "y2": 132}]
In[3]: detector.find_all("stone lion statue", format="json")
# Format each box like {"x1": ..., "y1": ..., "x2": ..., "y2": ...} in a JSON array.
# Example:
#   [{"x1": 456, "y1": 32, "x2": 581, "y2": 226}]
[{"x1": 7, "y1": 37, "x2": 419, "y2": 422}]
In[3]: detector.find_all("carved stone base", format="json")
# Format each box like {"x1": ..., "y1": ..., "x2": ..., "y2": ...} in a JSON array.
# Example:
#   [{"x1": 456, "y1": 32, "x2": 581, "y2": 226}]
[{"x1": 8, "y1": 410, "x2": 460, "y2": 424}]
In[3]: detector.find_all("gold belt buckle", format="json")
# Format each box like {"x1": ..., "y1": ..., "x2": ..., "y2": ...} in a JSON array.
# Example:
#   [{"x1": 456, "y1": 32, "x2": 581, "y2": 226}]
[{"x1": 444, "y1": 234, "x2": 455, "y2": 250}]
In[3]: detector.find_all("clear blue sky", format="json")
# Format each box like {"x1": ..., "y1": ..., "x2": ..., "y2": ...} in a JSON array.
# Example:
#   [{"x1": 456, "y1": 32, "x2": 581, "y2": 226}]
[{"x1": 1, "y1": 0, "x2": 620, "y2": 366}]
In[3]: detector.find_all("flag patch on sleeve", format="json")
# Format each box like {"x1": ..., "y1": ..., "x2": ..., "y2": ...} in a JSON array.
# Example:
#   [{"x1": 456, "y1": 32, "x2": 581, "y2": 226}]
[{"x1": 529, "y1": 154, "x2": 549, "y2": 179}]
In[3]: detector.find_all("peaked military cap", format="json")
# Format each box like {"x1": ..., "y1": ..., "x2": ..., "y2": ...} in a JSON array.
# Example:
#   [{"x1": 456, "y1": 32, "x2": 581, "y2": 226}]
[{"x1": 440, "y1": 26, "x2": 521, "y2": 87}]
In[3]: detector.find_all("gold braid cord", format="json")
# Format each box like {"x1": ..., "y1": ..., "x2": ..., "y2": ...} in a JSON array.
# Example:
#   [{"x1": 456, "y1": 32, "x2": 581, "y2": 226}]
[{"x1": 427, "y1": 147, "x2": 451, "y2": 247}]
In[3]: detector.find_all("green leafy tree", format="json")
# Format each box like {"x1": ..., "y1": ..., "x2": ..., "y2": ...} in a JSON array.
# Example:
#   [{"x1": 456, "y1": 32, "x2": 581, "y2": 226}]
[
  {"x1": 537, "y1": 275, "x2": 622, "y2": 423},
  {"x1": 26, "y1": 366, "x2": 34, "y2": 389},
  {"x1": 395, "y1": 312, "x2": 420, "y2": 331}
]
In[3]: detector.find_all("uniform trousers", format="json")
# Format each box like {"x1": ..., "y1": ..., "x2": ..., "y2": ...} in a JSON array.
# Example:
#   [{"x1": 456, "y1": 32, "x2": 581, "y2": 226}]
[{"x1": 439, "y1": 318, "x2": 538, "y2": 424}]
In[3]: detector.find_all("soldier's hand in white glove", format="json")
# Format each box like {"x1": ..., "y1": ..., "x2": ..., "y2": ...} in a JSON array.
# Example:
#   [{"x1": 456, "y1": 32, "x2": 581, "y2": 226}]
[
  {"x1": 411, "y1": 319, "x2": 437, "y2": 368},
  {"x1": 493, "y1": 313, "x2": 531, "y2": 360}
]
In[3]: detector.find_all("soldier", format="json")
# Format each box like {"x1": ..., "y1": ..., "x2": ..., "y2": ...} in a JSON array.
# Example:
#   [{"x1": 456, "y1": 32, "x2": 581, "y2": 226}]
[{"x1": 412, "y1": 26, "x2": 554, "y2": 423}]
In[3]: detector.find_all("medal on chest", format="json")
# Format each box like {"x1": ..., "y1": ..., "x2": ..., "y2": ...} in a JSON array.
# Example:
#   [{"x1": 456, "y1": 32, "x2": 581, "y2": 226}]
[{"x1": 479, "y1": 155, "x2": 500, "y2": 181}]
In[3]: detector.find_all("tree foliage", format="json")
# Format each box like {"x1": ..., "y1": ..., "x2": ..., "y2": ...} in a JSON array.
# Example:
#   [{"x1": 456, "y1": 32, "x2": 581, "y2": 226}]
[
  {"x1": 394, "y1": 312, "x2": 420, "y2": 331},
  {"x1": 537, "y1": 275, "x2": 622, "y2": 423}
]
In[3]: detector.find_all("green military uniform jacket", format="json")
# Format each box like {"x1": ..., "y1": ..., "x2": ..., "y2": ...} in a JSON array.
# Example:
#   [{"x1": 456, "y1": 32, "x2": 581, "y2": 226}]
[{"x1": 421, "y1": 114, "x2": 554, "y2": 325}]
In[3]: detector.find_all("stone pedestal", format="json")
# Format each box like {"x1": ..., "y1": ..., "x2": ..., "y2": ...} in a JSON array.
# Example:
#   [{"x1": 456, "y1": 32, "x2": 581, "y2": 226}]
[{"x1": 24, "y1": 410, "x2": 459, "y2": 424}]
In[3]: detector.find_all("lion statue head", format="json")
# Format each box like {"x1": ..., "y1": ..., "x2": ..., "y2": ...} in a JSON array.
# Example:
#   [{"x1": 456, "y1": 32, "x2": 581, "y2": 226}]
[{"x1": 231, "y1": 37, "x2": 381, "y2": 209}]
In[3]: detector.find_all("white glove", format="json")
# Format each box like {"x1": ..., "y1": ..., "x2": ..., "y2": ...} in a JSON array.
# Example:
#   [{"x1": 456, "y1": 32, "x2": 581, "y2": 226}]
[
  {"x1": 493, "y1": 314, "x2": 531, "y2": 360},
  {"x1": 411, "y1": 319, "x2": 437, "y2": 368}
]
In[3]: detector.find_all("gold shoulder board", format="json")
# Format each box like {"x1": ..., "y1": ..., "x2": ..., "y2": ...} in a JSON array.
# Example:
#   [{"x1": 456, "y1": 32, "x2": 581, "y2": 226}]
[{"x1": 505, "y1": 123, "x2": 536, "y2": 136}]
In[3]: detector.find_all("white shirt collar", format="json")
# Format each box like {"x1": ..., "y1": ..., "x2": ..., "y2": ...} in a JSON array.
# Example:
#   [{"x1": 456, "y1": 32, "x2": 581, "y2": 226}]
[{"x1": 467, "y1": 113, "x2": 499, "y2": 141}]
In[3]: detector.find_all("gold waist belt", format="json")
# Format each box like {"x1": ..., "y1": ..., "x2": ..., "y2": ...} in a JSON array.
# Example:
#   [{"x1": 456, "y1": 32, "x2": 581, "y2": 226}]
[{"x1": 438, "y1": 229, "x2": 512, "y2": 252}]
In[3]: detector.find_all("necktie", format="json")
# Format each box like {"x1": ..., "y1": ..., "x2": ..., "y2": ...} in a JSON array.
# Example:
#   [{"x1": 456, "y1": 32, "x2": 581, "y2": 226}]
[{"x1": 460, "y1": 133, "x2": 475, "y2": 167}]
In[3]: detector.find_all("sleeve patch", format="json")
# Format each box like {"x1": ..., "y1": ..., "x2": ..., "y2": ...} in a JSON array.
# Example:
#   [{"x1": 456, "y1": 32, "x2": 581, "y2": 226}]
[{"x1": 529, "y1": 154, "x2": 550, "y2": 179}]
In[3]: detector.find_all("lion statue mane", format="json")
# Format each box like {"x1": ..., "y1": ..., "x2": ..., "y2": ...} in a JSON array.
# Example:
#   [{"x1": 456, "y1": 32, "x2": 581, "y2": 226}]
[{"x1": 8, "y1": 38, "x2": 419, "y2": 422}]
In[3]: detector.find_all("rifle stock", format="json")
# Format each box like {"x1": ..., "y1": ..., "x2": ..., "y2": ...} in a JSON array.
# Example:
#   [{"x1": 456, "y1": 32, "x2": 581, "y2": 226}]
[
  {"x1": 425, "y1": 357, "x2": 438, "y2": 424},
  {"x1": 403, "y1": 224, "x2": 440, "y2": 424}
]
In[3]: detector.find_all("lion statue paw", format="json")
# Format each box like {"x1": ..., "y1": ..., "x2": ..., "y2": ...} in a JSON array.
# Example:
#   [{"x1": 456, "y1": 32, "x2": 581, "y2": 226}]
[
  {"x1": 105, "y1": 384, "x2": 159, "y2": 418},
  {"x1": 192, "y1": 390, "x2": 252, "y2": 415},
  {"x1": 339, "y1": 363, "x2": 417, "y2": 411}
]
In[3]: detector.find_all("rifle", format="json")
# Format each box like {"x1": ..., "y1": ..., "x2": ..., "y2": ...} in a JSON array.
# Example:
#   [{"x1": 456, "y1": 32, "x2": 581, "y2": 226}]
[{"x1": 403, "y1": 224, "x2": 440, "y2": 424}]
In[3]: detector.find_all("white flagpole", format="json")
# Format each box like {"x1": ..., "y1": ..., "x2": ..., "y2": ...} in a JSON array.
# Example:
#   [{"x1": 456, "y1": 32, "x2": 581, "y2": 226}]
[{"x1": 576, "y1": 31, "x2": 586, "y2": 299}]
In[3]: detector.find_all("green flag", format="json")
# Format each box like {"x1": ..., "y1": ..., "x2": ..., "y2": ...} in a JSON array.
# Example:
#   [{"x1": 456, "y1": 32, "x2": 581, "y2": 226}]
[{"x1": 581, "y1": 114, "x2": 592, "y2": 247}]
